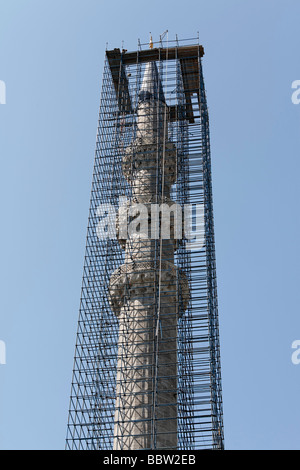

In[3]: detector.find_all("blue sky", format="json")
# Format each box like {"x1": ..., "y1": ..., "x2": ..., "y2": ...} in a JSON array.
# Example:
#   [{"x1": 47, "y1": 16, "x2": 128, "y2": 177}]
[{"x1": 0, "y1": 0, "x2": 300, "y2": 450}]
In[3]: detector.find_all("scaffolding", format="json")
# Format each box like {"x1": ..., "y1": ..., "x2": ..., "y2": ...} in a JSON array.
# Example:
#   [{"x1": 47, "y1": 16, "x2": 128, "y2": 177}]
[{"x1": 66, "y1": 36, "x2": 224, "y2": 451}]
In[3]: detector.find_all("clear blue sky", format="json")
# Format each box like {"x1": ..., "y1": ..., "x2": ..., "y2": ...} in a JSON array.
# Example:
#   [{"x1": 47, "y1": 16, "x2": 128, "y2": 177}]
[{"x1": 0, "y1": 0, "x2": 299, "y2": 450}]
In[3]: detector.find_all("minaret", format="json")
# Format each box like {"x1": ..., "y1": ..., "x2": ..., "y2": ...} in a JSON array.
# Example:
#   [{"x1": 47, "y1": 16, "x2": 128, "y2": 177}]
[{"x1": 109, "y1": 61, "x2": 189, "y2": 450}]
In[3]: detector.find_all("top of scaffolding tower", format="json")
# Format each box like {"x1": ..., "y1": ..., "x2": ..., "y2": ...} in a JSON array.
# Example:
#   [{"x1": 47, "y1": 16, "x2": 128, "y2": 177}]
[{"x1": 106, "y1": 43, "x2": 204, "y2": 123}]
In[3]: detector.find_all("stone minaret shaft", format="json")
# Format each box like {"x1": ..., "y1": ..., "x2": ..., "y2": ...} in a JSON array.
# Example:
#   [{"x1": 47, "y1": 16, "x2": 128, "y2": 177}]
[{"x1": 109, "y1": 62, "x2": 189, "y2": 450}]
